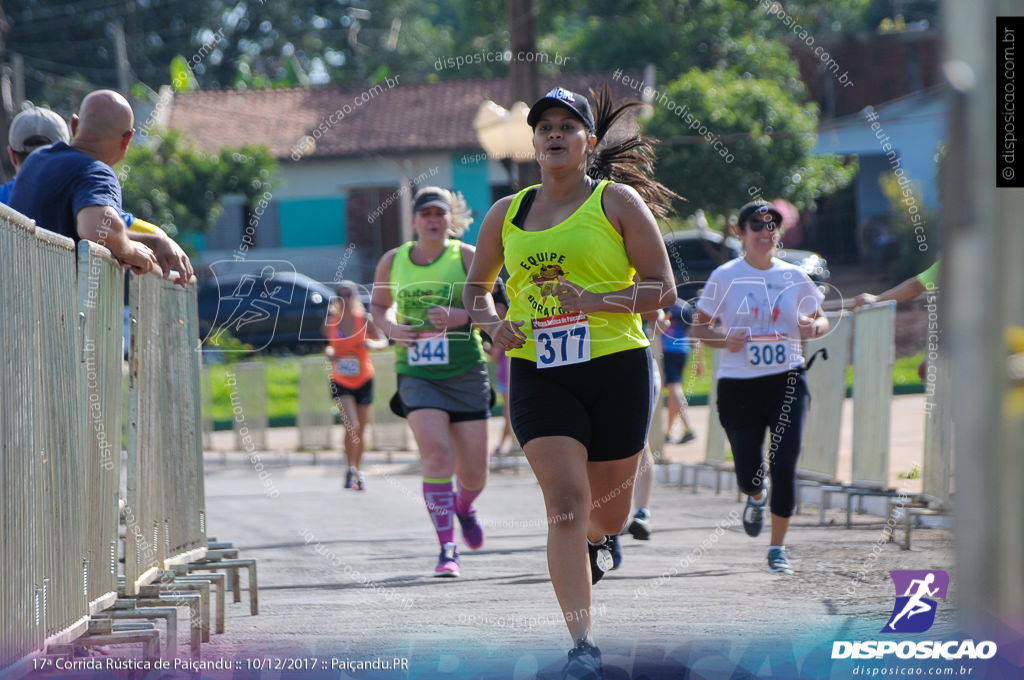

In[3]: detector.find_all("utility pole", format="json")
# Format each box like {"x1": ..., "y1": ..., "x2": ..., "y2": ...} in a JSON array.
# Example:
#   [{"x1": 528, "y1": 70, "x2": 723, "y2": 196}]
[
  {"x1": 12, "y1": 53, "x2": 23, "y2": 107},
  {"x1": 126, "y1": 0, "x2": 138, "y2": 80},
  {"x1": 506, "y1": 0, "x2": 539, "y2": 187},
  {"x1": 0, "y1": 9, "x2": 14, "y2": 180},
  {"x1": 112, "y1": 20, "x2": 130, "y2": 95}
]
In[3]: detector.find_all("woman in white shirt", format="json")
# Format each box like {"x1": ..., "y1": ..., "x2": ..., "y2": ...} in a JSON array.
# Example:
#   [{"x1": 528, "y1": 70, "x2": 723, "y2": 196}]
[{"x1": 692, "y1": 200, "x2": 828, "y2": 575}]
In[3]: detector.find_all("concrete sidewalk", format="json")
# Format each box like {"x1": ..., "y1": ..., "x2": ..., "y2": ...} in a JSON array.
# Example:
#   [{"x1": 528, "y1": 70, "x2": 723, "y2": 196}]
[{"x1": 208, "y1": 394, "x2": 931, "y2": 492}]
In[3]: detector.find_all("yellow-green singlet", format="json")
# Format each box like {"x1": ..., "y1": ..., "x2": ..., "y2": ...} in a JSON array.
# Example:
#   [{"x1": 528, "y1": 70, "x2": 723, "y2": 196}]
[
  {"x1": 502, "y1": 180, "x2": 649, "y2": 364},
  {"x1": 389, "y1": 239, "x2": 485, "y2": 378}
]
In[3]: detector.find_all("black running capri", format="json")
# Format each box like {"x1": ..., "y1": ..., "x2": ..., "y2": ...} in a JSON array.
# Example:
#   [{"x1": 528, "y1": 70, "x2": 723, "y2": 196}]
[{"x1": 716, "y1": 369, "x2": 810, "y2": 518}]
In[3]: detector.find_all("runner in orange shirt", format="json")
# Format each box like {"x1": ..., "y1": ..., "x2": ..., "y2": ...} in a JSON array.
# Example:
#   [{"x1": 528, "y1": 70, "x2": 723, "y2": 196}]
[{"x1": 324, "y1": 280, "x2": 387, "y2": 490}]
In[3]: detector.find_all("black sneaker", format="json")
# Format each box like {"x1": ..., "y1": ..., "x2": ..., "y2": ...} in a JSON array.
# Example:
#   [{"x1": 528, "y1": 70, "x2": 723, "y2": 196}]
[
  {"x1": 742, "y1": 494, "x2": 767, "y2": 537},
  {"x1": 562, "y1": 638, "x2": 602, "y2": 680},
  {"x1": 588, "y1": 538, "x2": 613, "y2": 584},
  {"x1": 679, "y1": 430, "x2": 697, "y2": 444},
  {"x1": 627, "y1": 510, "x2": 651, "y2": 540}
]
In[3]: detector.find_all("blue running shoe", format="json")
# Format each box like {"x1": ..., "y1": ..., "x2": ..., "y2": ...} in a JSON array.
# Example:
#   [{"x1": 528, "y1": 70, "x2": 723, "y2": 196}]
[
  {"x1": 768, "y1": 547, "x2": 794, "y2": 574},
  {"x1": 608, "y1": 534, "x2": 622, "y2": 570}
]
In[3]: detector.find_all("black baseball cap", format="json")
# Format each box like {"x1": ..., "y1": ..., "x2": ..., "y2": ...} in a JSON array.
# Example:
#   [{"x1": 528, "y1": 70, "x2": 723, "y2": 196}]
[
  {"x1": 527, "y1": 87, "x2": 595, "y2": 133},
  {"x1": 738, "y1": 200, "x2": 783, "y2": 226},
  {"x1": 412, "y1": 187, "x2": 451, "y2": 213}
]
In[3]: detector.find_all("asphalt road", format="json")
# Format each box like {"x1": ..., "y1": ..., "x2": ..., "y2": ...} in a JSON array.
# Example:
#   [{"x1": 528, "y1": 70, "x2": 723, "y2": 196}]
[{"x1": 192, "y1": 450, "x2": 958, "y2": 679}]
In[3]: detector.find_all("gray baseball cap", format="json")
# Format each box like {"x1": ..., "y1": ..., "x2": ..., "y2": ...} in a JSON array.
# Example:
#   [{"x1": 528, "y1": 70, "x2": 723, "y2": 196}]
[{"x1": 9, "y1": 105, "x2": 70, "y2": 153}]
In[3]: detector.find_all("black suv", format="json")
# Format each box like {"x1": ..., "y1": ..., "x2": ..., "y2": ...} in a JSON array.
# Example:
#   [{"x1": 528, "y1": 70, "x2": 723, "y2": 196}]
[{"x1": 197, "y1": 268, "x2": 337, "y2": 353}]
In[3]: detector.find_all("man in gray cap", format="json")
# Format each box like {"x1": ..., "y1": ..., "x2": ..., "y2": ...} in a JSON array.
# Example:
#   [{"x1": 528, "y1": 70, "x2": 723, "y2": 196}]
[
  {"x1": 10, "y1": 90, "x2": 191, "y2": 282},
  {"x1": 0, "y1": 104, "x2": 70, "y2": 204}
]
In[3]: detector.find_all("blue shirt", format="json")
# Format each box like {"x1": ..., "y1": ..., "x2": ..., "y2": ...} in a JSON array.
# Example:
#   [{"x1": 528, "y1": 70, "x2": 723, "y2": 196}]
[
  {"x1": 9, "y1": 142, "x2": 122, "y2": 241},
  {"x1": 0, "y1": 176, "x2": 136, "y2": 226},
  {"x1": 0, "y1": 173, "x2": 136, "y2": 227},
  {"x1": 661, "y1": 301, "x2": 694, "y2": 354},
  {"x1": 0, "y1": 178, "x2": 13, "y2": 205}
]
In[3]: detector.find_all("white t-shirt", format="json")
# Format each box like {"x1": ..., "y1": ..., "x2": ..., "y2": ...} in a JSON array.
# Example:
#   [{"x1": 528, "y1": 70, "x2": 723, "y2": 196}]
[{"x1": 697, "y1": 257, "x2": 825, "y2": 379}]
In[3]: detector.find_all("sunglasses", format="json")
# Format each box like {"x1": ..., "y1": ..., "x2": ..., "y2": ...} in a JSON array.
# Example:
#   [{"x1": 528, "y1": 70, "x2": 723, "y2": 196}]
[{"x1": 746, "y1": 218, "x2": 778, "y2": 232}]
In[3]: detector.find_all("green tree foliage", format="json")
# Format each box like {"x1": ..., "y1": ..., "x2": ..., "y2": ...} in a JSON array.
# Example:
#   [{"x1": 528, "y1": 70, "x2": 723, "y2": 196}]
[
  {"x1": 879, "y1": 174, "x2": 934, "y2": 283},
  {"x1": 9, "y1": 0, "x2": 929, "y2": 100},
  {"x1": 119, "y1": 129, "x2": 277, "y2": 242},
  {"x1": 7, "y1": 0, "x2": 938, "y2": 101},
  {"x1": 7, "y1": 1, "x2": 434, "y2": 100},
  {"x1": 548, "y1": 0, "x2": 871, "y2": 87},
  {"x1": 644, "y1": 69, "x2": 856, "y2": 222}
]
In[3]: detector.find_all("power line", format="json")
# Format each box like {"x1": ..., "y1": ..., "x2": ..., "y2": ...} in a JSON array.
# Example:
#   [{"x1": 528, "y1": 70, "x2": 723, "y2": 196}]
[
  {"x1": 9, "y1": 0, "x2": 180, "y2": 35},
  {"x1": 18, "y1": 53, "x2": 122, "y2": 79}
]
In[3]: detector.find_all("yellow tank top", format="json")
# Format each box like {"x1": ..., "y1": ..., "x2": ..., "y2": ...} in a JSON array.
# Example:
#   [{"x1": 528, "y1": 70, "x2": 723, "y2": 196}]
[{"x1": 502, "y1": 180, "x2": 648, "y2": 363}]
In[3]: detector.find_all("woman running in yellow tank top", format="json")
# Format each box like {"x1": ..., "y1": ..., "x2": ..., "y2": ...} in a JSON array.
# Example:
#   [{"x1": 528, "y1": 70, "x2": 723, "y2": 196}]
[{"x1": 465, "y1": 85, "x2": 677, "y2": 680}]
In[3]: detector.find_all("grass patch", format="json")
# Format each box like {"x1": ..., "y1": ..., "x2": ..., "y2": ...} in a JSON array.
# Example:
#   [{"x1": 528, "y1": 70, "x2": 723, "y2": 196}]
[
  {"x1": 206, "y1": 356, "x2": 302, "y2": 421},
  {"x1": 844, "y1": 350, "x2": 925, "y2": 390},
  {"x1": 205, "y1": 348, "x2": 928, "y2": 422}
]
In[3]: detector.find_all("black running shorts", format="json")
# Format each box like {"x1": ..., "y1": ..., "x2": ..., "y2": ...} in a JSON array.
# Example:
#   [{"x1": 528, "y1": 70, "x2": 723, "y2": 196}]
[
  {"x1": 509, "y1": 346, "x2": 654, "y2": 462},
  {"x1": 330, "y1": 378, "x2": 374, "y2": 406}
]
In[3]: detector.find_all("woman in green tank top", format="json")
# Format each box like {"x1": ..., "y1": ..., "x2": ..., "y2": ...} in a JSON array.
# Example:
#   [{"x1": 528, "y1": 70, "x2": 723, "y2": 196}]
[
  {"x1": 465, "y1": 85, "x2": 678, "y2": 678},
  {"x1": 370, "y1": 186, "x2": 490, "y2": 579}
]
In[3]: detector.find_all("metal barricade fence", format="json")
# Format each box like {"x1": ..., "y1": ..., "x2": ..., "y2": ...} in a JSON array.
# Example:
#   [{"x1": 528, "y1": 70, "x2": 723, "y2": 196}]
[
  {"x1": 77, "y1": 241, "x2": 124, "y2": 616},
  {"x1": 798, "y1": 311, "x2": 852, "y2": 482},
  {"x1": 702, "y1": 351, "x2": 728, "y2": 464},
  {"x1": 922, "y1": 347, "x2": 953, "y2": 507},
  {"x1": 35, "y1": 228, "x2": 91, "y2": 645},
  {"x1": 298, "y1": 355, "x2": 334, "y2": 452},
  {"x1": 647, "y1": 335, "x2": 665, "y2": 461},
  {"x1": 157, "y1": 277, "x2": 207, "y2": 567},
  {"x1": 124, "y1": 270, "x2": 165, "y2": 595},
  {"x1": 368, "y1": 350, "x2": 409, "y2": 451},
  {"x1": 2, "y1": 209, "x2": 215, "y2": 666},
  {"x1": 231, "y1": 362, "x2": 269, "y2": 451},
  {"x1": 0, "y1": 207, "x2": 45, "y2": 668},
  {"x1": 850, "y1": 302, "x2": 897, "y2": 487},
  {"x1": 201, "y1": 367, "x2": 215, "y2": 451}
]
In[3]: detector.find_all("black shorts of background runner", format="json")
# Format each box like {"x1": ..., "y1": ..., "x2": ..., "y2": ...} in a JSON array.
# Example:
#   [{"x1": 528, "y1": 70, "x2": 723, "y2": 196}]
[
  {"x1": 716, "y1": 370, "x2": 810, "y2": 518},
  {"x1": 509, "y1": 346, "x2": 655, "y2": 462},
  {"x1": 330, "y1": 378, "x2": 374, "y2": 406},
  {"x1": 662, "y1": 352, "x2": 690, "y2": 385}
]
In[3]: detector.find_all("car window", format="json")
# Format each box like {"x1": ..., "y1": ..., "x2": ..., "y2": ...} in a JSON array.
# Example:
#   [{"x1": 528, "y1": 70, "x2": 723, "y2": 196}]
[{"x1": 672, "y1": 240, "x2": 711, "y2": 262}]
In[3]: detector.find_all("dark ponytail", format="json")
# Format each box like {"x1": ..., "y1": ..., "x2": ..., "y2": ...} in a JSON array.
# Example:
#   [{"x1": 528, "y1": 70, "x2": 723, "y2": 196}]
[{"x1": 585, "y1": 82, "x2": 681, "y2": 218}]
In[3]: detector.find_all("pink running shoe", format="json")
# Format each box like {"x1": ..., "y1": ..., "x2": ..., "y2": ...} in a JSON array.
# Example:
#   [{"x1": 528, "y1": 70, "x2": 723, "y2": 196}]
[{"x1": 434, "y1": 542, "x2": 459, "y2": 577}]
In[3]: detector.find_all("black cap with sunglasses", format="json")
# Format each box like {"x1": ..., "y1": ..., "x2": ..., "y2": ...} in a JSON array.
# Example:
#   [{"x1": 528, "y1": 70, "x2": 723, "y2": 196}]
[{"x1": 737, "y1": 200, "x2": 783, "y2": 229}]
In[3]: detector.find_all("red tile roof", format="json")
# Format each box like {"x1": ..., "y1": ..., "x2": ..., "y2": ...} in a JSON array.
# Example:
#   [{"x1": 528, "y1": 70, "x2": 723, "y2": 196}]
[{"x1": 167, "y1": 74, "x2": 639, "y2": 160}]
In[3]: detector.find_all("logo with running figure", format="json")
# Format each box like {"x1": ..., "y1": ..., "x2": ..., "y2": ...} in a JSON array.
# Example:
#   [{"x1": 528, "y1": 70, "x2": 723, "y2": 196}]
[{"x1": 882, "y1": 569, "x2": 949, "y2": 634}]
